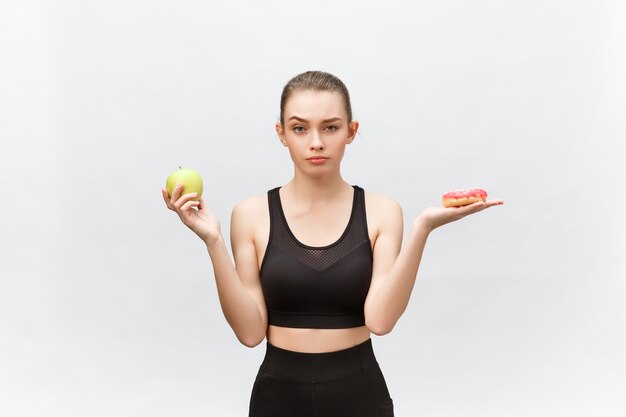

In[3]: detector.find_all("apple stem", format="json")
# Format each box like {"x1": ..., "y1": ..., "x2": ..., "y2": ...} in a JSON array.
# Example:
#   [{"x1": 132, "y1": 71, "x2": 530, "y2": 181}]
[{"x1": 179, "y1": 166, "x2": 181, "y2": 170}]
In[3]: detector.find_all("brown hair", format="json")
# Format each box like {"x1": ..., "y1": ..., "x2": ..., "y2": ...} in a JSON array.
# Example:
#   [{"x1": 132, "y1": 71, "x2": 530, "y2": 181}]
[{"x1": 279, "y1": 70, "x2": 353, "y2": 126}]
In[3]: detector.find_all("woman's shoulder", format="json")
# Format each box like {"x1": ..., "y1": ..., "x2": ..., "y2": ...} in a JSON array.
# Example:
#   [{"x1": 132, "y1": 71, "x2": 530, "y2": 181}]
[
  {"x1": 232, "y1": 191, "x2": 269, "y2": 217},
  {"x1": 360, "y1": 188, "x2": 403, "y2": 239},
  {"x1": 361, "y1": 188, "x2": 403, "y2": 214}
]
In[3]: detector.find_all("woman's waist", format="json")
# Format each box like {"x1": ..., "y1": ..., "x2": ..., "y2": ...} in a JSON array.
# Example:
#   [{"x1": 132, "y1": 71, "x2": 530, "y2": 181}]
[
  {"x1": 261, "y1": 330, "x2": 378, "y2": 382},
  {"x1": 267, "y1": 324, "x2": 371, "y2": 353}
]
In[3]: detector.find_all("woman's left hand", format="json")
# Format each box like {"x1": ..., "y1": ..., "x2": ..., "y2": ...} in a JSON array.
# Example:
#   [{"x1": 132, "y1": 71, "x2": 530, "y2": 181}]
[{"x1": 417, "y1": 199, "x2": 504, "y2": 232}]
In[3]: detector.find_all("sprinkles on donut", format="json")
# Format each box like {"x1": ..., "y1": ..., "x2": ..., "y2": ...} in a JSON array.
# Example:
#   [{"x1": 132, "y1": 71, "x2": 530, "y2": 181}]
[{"x1": 442, "y1": 188, "x2": 488, "y2": 208}]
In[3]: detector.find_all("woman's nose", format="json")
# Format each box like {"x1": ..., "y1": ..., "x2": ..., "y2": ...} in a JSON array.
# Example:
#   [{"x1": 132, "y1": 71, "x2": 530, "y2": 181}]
[{"x1": 309, "y1": 130, "x2": 324, "y2": 149}]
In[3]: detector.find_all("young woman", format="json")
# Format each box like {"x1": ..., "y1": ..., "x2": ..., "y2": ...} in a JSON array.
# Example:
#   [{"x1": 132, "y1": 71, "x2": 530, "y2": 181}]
[{"x1": 162, "y1": 71, "x2": 504, "y2": 416}]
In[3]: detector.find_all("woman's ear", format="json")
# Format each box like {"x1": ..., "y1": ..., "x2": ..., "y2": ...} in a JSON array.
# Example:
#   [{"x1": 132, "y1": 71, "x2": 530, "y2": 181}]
[
  {"x1": 275, "y1": 122, "x2": 287, "y2": 147},
  {"x1": 347, "y1": 120, "x2": 359, "y2": 143}
]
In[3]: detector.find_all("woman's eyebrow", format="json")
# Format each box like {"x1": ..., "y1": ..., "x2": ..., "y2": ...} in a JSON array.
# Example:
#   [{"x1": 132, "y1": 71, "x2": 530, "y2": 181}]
[{"x1": 288, "y1": 116, "x2": 343, "y2": 123}]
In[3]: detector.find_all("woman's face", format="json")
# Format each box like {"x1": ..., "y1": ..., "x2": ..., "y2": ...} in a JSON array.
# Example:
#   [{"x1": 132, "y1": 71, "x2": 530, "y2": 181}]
[{"x1": 276, "y1": 90, "x2": 359, "y2": 175}]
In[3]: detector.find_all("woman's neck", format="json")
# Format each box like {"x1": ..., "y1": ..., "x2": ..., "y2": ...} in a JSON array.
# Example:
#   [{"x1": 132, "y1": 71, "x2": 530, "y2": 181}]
[{"x1": 282, "y1": 175, "x2": 353, "y2": 208}]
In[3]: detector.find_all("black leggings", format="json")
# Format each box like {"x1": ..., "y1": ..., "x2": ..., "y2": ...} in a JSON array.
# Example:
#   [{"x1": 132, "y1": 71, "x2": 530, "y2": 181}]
[{"x1": 248, "y1": 337, "x2": 394, "y2": 417}]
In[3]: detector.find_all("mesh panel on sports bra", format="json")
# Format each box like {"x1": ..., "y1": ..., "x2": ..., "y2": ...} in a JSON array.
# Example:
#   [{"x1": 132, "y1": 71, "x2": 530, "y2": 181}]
[{"x1": 269, "y1": 185, "x2": 370, "y2": 271}]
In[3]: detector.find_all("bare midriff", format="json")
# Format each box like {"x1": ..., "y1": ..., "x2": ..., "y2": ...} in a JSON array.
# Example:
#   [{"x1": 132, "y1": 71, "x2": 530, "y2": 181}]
[{"x1": 267, "y1": 324, "x2": 372, "y2": 353}]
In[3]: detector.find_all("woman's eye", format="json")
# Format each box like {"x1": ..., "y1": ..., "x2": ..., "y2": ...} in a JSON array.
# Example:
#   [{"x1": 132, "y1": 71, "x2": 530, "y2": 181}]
[
  {"x1": 293, "y1": 126, "x2": 305, "y2": 133},
  {"x1": 326, "y1": 125, "x2": 338, "y2": 131}
]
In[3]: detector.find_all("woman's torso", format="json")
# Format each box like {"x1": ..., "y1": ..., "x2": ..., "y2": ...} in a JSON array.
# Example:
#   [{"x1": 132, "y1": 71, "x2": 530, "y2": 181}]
[{"x1": 251, "y1": 185, "x2": 382, "y2": 353}]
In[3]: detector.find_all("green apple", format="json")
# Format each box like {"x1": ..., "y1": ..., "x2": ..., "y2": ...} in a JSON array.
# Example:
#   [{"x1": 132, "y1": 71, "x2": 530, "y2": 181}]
[{"x1": 166, "y1": 166, "x2": 203, "y2": 201}]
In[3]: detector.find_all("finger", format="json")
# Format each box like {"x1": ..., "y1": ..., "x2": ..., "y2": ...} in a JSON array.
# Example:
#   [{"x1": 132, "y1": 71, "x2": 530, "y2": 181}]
[
  {"x1": 174, "y1": 192, "x2": 198, "y2": 209},
  {"x1": 456, "y1": 201, "x2": 487, "y2": 215},
  {"x1": 452, "y1": 200, "x2": 484, "y2": 209},
  {"x1": 484, "y1": 199, "x2": 504, "y2": 208},
  {"x1": 162, "y1": 188, "x2": 175, "y2": 210},
  {"x1": 170, "y1": 183, "x2": 185, "y2": 204},
  {"x1": 181, "y1": 199, "x2": 200, "y2": 212},
  {"x1": 465, "y1": 199, "x2": 503, "y2": 213}
]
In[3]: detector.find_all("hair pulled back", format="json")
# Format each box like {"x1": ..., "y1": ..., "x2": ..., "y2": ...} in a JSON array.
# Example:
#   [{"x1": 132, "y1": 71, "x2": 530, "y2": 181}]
[{"x1": 279, "y1": 71, "x2": 353, "y2": 126}]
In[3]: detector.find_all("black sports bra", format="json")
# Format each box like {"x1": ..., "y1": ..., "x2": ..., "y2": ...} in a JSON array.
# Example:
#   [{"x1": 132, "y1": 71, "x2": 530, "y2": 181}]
[{"x1": 259, "y1": 185, "x2": 374, "y2": 329}]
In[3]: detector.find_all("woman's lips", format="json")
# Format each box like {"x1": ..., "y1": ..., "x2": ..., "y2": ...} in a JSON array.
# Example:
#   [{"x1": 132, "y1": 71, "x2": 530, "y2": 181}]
[{"x1": 308, "y1": 157, "x2": 328, "y2": 164}]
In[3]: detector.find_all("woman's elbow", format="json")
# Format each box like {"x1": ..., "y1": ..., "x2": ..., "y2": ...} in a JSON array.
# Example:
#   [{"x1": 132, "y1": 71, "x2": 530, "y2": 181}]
[
  {"x1": 238, "y1": 335, "x2": 262, "y2": 348},
  {"x1": 238, "y1": 329, "x2": 266, "y2": 348},
  {"x1": 366, "y1": 319, "x2": 393, "y2": 336}
]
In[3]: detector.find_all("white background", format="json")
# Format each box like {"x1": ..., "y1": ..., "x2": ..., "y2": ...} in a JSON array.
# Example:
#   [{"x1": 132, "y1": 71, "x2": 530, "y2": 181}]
[{"x1": 1, "y1": 1, "x2": 625, "y2": 416}]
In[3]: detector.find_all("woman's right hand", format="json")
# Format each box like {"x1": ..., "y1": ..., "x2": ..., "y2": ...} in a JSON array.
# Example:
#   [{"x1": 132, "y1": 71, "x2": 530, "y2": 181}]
[{"x1": 162, "y1": 183, "x2": 222, "y2": 246}]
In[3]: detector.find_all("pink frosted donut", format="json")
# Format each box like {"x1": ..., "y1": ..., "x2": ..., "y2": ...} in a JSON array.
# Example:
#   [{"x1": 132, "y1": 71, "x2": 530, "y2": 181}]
[{"x1": 442, "y1": 188, "x2": 487, "y2": 207}]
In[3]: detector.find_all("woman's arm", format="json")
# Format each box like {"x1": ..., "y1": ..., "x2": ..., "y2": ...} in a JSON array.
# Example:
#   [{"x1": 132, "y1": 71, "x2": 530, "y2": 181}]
[
  {"x1": 162, "y1": 185, "x2": 268, "y2": 347},
  {"x1": 206, "y1": 198, "x2": 268, "y2": 348},
  {"x1": 364, "y1": 203, "x2": 429, "y2": 335},
  {"x1": 364, "y1": 198, "x2": 504, "y2": 335}
]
